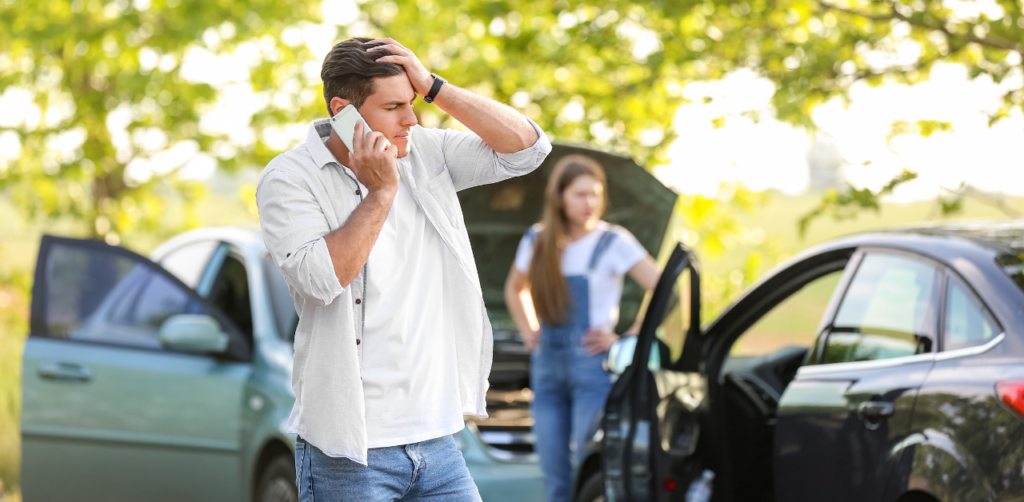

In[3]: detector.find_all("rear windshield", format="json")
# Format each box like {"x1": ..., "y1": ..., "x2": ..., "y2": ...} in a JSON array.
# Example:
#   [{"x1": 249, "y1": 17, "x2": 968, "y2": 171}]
[{"x1": 997, "y1": 252, "x2": 1024, "y2": 294}]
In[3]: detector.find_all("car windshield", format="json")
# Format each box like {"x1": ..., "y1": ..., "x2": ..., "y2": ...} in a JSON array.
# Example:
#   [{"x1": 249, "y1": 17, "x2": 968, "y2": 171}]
[{"x1": 263, "y1": 254, "x2": 299, "y2": 343}]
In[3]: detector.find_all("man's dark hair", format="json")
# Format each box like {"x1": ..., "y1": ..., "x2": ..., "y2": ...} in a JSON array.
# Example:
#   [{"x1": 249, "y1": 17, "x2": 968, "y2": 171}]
[{"x1": 321, "y1": 37, "x2": 405, "y2": 115}]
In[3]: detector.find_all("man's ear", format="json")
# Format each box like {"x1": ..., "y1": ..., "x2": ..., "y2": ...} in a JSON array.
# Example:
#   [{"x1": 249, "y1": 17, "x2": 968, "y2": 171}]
[{"x1": 330, "y1": 96, "x2": 351, "y2": 117}]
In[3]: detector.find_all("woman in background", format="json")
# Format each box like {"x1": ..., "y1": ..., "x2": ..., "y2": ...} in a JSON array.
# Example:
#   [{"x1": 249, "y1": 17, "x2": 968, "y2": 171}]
[{"x1": 504, "y1": 155, "x2": 659, "y2": 502}]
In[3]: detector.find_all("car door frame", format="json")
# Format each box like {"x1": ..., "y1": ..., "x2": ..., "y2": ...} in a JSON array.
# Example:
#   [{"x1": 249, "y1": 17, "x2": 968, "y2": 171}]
[
  {"x1": 700, "y1": 246, "x2": 857, "y2": 502},
  {"x1": 602, "y1": 243, "x2": 701, "y2": 502},
  {"x1": 606, "y1": 243, "x2": 860, "y2": 502},
  {"x1": 29, "y1": 235, "x2": 252, "y2": 362}
]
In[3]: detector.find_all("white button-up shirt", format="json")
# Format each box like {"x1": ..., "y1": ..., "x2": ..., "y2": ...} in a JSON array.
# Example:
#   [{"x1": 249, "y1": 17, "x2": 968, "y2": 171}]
[{"x1": 256, "y1": 117, "x2": 551, "y2": 464}]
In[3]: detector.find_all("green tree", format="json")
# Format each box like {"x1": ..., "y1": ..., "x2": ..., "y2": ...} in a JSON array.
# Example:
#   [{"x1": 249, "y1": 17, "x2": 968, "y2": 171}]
[
  {"x1": 0, "y1": 0, "x2": 324, "y2": 242},
  {"x1": 364, "y1": 0, "x2": 1021, "y2": 229},
  {"x1": 6, "y1": 0, "x2": 1021, "y2": 241}
]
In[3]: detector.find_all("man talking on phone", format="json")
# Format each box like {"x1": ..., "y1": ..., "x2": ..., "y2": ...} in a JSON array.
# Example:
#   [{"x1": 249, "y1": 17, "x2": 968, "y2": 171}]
[{"x1": 256, "y1": 37, "x2": 551, "y2": 501}]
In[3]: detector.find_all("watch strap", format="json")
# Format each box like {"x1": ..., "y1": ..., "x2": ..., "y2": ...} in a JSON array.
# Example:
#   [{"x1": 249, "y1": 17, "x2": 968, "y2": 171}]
[{"x1": 424, "y1": 74, "x2": 446, "y2": 103}]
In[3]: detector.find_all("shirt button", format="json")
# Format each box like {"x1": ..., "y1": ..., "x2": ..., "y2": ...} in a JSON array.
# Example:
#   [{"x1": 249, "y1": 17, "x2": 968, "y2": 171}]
[
  {"x1": 355, "y1": 189, "x2": 361, "y2": 196},
  {"x1": 355, "y1": 298, "x2": 361, "y2": 304},
  {"x1": 356, "y1": 339, "x2": 361, "y2": 345}
]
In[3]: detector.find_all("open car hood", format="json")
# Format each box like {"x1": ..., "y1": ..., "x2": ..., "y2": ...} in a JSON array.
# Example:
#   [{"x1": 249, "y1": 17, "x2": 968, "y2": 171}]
[{"x1": 458, "y1": 143, "x2": 678, "y2": 338}]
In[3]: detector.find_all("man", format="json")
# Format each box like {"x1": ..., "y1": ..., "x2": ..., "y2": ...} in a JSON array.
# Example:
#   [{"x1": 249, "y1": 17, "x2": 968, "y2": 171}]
[{"x1": 256, "y1": 37, "x2": 551, "y2": 501}]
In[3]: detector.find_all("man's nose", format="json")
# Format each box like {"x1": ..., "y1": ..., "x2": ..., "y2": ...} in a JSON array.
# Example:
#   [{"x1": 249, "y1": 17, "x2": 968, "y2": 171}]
[{"x1": 401, "y1": 106, "x2": 418, "y2": 127}]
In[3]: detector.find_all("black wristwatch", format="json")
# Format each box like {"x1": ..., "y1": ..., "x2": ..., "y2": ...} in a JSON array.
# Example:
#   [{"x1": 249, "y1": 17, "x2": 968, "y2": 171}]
[{"x1": 424, "y1": 73, "x2": 446, "y2": 104}]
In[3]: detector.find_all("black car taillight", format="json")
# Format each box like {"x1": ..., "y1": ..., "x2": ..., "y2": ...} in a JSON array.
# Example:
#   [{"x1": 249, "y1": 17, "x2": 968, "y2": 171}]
[{"x1": 996, "y1": 380, "x2": 1024, "y2": 419}]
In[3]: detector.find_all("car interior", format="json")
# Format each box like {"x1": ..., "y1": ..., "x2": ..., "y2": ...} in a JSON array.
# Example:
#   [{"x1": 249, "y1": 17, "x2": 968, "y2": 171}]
[{"x1": 712, "y1": 267, "x2": 847, "y2": 501}]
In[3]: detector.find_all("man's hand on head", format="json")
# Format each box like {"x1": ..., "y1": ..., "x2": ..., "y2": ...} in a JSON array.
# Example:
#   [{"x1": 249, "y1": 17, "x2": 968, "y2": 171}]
[{"x1": 364, "y1": 39, "x2": 434, "y2": 97}]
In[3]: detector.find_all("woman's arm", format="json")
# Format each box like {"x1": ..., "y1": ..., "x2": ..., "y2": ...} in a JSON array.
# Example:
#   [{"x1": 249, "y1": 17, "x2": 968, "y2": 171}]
[
  {"x1": 622, "y1": 256, "x2": 661, "y2": 336},
  {"x1": 628, "y1": 256, "x2": 660, "y2": 291},
  {"x1": 581, "y1": 255, "x2": 661, "y2": 354},
  {"x1": 504, "y1": 265, "x2": 541, "y2": 350}
]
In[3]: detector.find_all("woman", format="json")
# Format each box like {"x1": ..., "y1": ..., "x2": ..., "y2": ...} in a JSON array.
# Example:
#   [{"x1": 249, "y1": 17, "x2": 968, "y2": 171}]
[{"x1": 504, "y1": 154, "x2": 660, "y2": 502}]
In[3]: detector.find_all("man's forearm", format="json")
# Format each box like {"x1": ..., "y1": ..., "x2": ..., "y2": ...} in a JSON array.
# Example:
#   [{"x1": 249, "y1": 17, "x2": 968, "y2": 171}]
[
  {"x1": 432, "y1": 84, "x2": 540, "y2": 154},
  {"x1": 323, "y1": 190, "x2": 394, "y2": 288}
]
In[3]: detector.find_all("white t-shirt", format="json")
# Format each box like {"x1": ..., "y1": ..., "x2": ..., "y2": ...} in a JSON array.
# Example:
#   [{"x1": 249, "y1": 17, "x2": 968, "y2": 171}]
[
  {"x1": 514, "y1": 221, "x2": 648, "y2": 330},
  {"x1": 359, "y1": 169, "x2": 464, "y2": 448}
]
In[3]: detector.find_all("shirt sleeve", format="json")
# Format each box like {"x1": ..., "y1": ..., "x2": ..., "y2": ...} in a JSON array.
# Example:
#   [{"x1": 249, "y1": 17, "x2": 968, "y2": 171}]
[
  {"x1": 608, "y1": 228, "x2": 649, "y2": 275},
  {"x1": 438, "y1": 117, "x2": 552, "y2": 192},
  {"x1": 513, "y1": 230, "x2": 537, "y2": 273},
  {"x1": 256, "y1": 168, "x2": 345, "y2": 308}
]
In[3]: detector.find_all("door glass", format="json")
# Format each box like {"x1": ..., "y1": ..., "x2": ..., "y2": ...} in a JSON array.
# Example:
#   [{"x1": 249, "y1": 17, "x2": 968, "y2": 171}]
[
  {"x1": 206, "y1": 254, "x2": 253, "y2": 342},
  {"x1": 822, "y1": 253, "x2": 938, "y2": 364},
  {"x1": 45, "y1": 243, "x2": 212, "y2": 349},
  {"x1": 653, "y1": 268, "x2": 692, "y2": 364},
  {"x1": 732, "y1": 271, "x2": 843, "y2": 357},
  {"x1": 157, "y1": 240, "x2": 218, "y2": 289},
  {"x1": 944, "y1": 279, "x2": 998, "y2": 350},
  {"x1": 263, "y1": 254, "x2": 298, "y2": 342}
]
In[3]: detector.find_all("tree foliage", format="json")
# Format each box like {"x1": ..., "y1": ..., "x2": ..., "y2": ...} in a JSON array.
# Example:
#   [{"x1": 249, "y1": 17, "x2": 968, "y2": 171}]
[
  {"x1": 0, "y1": 0, "x2": 321, "y2": 241},
  {"x1": 2, "y1": 0, "x2": 1021, "y2": 241}
]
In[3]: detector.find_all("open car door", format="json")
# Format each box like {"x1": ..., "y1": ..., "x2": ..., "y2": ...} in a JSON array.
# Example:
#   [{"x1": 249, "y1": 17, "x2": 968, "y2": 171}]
[
  {"x1": 21, "y1": 235, "x2": 252, "y2": 502},
  {"x1": 602, "y1": 243, "x2": 704, "y2": 502}
]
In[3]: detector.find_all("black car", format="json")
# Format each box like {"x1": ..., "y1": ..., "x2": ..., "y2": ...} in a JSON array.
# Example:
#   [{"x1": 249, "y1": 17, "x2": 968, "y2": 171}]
[{"x1": 576, "y1": 221, "x2": 1024, "y2": 502}]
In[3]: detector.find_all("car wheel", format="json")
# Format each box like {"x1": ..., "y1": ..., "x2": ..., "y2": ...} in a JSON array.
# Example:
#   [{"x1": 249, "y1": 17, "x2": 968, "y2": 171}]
[
  {"x1": 256, "y1": 455, "x2": 298, "y2": 502},
  {"x1": 576, "y1": 472, "x2": 605, "y2": 502}
]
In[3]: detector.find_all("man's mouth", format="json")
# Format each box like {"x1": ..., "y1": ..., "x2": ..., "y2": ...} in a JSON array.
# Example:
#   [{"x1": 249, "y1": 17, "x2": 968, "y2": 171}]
[{"x1": 394, "y1": 132, "x2": 410, "y2": 140}]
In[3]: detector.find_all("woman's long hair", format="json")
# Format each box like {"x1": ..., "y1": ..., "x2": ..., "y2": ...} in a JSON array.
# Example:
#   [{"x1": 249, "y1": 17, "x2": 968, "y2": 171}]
[{"x1": 528, "y1": 154, "x2": 607, "y2": 325}]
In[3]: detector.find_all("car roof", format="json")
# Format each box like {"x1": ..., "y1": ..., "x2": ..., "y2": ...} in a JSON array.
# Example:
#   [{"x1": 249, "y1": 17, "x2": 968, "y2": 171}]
[
  {"x1": 790, "y1": 219, "x2": 1023, "y2": 263},
  {"x1": 149, "y1": 226, "x2": 265, "y2": 263},
  {"x1": 881, "y1": 219, "x2": 1024, "y2": 255}
]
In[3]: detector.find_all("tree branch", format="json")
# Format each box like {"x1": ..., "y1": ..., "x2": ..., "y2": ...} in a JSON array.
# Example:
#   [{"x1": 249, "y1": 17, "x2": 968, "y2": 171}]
[{"x1": 816, "y1": 0, "x2": 1024, "y2": 53}]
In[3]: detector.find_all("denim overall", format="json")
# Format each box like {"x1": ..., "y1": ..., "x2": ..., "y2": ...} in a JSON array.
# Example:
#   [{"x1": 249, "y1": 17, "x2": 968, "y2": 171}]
[{"x1": 528, "y1": 228, "x2": 619, "y2": 502}]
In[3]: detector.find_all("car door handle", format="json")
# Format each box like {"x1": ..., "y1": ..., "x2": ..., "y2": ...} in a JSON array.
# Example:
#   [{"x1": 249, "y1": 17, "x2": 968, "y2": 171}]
[
  {"x1": 857, "y1": 401, "x2": 894, "y2": 419},
  {"x1": 38, "y1": 362, "x2": 92, "y2": 382}
]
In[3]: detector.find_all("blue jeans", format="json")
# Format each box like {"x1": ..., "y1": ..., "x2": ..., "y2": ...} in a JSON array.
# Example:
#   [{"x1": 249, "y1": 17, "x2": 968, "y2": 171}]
[
  {"x1": 294, "y1": 434, "x2": 481, "y2": 502},
  {"x1": 531, "y1": 337, "x2": 613, "y2": 502}
]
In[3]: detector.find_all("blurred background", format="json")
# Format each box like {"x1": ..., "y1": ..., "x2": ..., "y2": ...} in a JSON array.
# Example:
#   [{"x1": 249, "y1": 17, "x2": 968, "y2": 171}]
[{"x1": 1, "y1": 0, "x2": 1022, "y2": 499}]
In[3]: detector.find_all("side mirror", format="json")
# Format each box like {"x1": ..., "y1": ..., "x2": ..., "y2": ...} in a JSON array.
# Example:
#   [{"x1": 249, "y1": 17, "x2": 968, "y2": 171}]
[
  {"x1": 605, "y1": 335, "x2": 661, "y2": 375},
  {"x1": 159, "y1": 314, "x2": 229, "y2": 353}
]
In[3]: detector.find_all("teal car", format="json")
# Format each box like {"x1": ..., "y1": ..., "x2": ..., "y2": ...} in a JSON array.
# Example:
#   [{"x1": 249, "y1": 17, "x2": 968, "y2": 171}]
[{"x1": 20, "y1": 227, "x2": 544, "y2": 502}]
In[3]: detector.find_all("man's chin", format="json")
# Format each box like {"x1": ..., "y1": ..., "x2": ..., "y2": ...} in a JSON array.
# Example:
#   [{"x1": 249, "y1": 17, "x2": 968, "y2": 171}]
[{"x1": 396, "y1": 142, "x2": 412, "y2": 158}]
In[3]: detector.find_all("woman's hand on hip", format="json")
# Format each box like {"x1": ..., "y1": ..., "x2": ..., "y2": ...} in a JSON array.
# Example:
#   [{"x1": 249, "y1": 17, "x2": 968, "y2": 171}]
[
  {"x1": 582, "y1": 328, "x2": 619, "y2": 355},
  {"x1": 521, "y1": 328, "x2": 540, "y2": 351}
]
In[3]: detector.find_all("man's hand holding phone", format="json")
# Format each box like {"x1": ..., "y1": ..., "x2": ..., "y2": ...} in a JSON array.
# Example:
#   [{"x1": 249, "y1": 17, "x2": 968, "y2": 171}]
[{"x1": 348, "y1": 119, "x2": 399, "y2": 198}]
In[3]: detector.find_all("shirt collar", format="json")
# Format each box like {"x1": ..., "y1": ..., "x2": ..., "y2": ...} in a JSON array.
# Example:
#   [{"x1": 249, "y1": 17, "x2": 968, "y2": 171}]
[{"x1": 306, "y1": 118, "x2": 339, "y2": 170}]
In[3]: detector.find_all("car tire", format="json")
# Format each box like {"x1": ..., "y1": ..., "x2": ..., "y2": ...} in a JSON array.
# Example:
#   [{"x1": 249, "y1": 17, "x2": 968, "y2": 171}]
[
  {"x1": 255, "y1": 455, "x2": 298, "y2": 502},
  {"x1": 576, "y1": 472, "x2": 605, "y2": 502}
]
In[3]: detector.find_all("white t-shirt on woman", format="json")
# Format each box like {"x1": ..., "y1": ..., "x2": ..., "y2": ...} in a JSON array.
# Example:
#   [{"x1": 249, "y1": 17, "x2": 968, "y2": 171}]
[{"x1": 514, "y1": 221, "x2": 648, "y2": 330}]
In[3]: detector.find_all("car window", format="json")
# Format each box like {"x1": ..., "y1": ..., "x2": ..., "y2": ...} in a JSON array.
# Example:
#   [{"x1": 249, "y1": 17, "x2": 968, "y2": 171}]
[
  {"x1": 263, "y1": 254, "x2": 298, "y2": 343},
  {"x1": 207, "y1": 254, "x2": 253, "y2": 342},
  {"x1": 45, "y1": 242, "x2": 212, "y2": 349},
  {"x1": 944, "y1": 278, "x2": 999, "y2": 351},
  {"x1": 821, "y1": 253, "x2": 938, "y2": 364},
  {"x1": 157, "y1": 240, "x2": 218, "y2": 289},
  {"x1": 731, "y1": 271, "x2": 843, "y2": 357},
  {"x1": 653, "y1": 267, "x2": 694, "y2": 364}
]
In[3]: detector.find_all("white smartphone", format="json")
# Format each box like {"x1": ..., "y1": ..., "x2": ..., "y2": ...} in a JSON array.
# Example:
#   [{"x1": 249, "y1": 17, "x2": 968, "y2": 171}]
[{"x1": 329, "y1": 104, "x2": 373, "y2": 152}]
